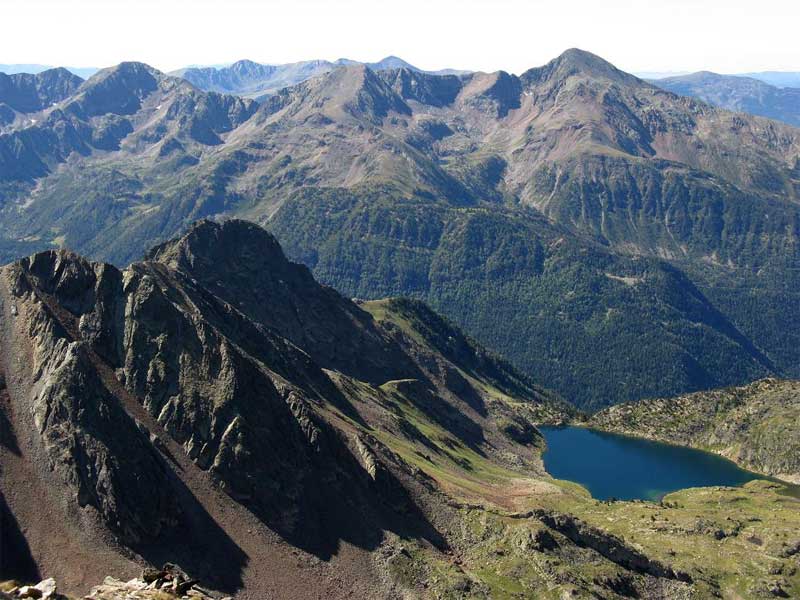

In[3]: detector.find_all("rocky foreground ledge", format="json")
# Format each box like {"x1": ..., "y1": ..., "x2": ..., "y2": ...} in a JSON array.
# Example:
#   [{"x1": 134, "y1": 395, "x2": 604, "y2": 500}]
[{"x1": 1, "y1": 564, "x2": 227, "y2": 600}]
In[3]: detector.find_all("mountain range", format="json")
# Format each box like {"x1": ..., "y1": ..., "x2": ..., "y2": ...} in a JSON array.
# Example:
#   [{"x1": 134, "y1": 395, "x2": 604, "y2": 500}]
[
  {"x1": 2, "y1": 219, "x2": 798, "y2": 599},
  {"x1": 740, "y1": 71, "x2": 800, "y2": 88},
  {"x1": 650, "y1": 71, "x2": 800, "y2": 126},
  {"x1": 6, "y1": 61, "x2": 798, "y2": 88},
  {"x1": 0, "y1": 64, "x2": 99, "y2": 79},
  {"x1": 642, "y1": 70, "x2": 800, "y2": 88},
  {"x1": 170, "y1": 56, "x2": 469, "y2": 101},
  {"x1": 0, "y1": 49, "x2": 799, "y2": 410}
]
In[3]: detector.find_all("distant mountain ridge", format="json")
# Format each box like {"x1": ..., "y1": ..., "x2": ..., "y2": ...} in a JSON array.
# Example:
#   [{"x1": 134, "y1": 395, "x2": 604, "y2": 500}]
[
  {"x1": 741, "y1": 71, "x2": 800, "y2": 88},
  {"x1": 170, "y1": 55, "x2": 471, "y2": 100},
  {"x1": 643, "y1": 69, "x2": 800, "y2": 88},
  {"x1": 0, "y1": 68, "x2": 84, "y2": 126},
  {"x1": 0, "y1": 63, "x2": 98, "y2": 78},
  {"x1": 650, "y1": 71, "x2": 800, "y2": 126},
  {"x1": 4, "y1": 61, "x2": 796, "y2": 89}
]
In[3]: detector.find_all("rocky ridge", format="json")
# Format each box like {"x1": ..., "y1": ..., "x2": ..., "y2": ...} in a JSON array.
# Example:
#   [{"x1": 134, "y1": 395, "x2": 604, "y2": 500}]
[
  {"x1": 0, "y1": 219, "x2": 565, "y2": 597},
  {"x1": 0, "y1": 68, "x2": 84, "y2": 128}
]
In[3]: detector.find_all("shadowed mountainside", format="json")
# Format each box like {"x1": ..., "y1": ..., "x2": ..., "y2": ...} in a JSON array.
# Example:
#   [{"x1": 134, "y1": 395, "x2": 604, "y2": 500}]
[{"x1": 0, "y1": 219, "x2": 575, "y2": 596}]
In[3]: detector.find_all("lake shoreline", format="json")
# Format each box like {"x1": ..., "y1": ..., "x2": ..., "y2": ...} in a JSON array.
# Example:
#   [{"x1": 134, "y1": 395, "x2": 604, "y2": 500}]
[
  {"x1": 564, "y1": 421, "x2": 800, "y2": 487},
  {"x1": 538, "y1": 425, "x2": 800, "y2": 502},
  {"x1": 583, "y1": 379, "x2": 800, "y2": 486}
]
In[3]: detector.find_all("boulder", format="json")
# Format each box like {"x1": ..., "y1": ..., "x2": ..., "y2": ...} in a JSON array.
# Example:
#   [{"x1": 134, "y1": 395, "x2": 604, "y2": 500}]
[{"x1": 33, "y1": 579, "x2": 55, "y2": 598}]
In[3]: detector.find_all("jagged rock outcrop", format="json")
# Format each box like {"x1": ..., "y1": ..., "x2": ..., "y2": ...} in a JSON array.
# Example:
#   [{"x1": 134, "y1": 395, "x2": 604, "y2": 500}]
[
  {"x1": 534, "y1": 510, "x2": 693, "y2": 582},
  {"x1": 0, "y1": 219, "x2": 569, "y2": 597},
  {"x1": 0, "y1": 567, "x2": 219, "y2": 600},
  {"x1": 3, "y1": 255, "x2": 179, "y2": 544}
]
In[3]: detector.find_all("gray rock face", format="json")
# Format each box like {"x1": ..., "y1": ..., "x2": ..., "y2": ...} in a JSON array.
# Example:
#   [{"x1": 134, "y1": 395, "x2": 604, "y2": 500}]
[
  {"x1": 5, "y1": 255, "x2": 179, "y2": 544},
  {"x1": 4, "y1": 244, "x2": 361, "y2": 547}
]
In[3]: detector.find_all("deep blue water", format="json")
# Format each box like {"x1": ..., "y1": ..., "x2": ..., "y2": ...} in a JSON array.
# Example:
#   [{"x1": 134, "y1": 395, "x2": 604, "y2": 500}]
[{"x1": 539, "y1": 426, "x2": 760, "y2": 501}]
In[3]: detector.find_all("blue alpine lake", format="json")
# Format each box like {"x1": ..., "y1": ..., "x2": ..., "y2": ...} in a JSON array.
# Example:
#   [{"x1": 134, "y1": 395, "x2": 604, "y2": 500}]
[{"x1": 539, "y1": 426, "x2": 761, "y2": 501}]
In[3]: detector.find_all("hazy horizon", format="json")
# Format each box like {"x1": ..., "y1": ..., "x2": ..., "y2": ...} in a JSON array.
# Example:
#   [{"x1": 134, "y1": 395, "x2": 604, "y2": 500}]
[
  {"x1": 1, "y1": 55, "x2": 798, "y2": 81},
  {"x1": 2, "y1": 0, "x2": 798, "y2": 76}
]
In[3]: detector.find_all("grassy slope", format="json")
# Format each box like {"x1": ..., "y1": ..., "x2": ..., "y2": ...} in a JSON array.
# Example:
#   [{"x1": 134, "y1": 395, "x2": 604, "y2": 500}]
[
  {"x1": 348, "y1": 299, "x2": 800, "y2": 599},
  {"x1": 375, "y1": 408, "x2": 800, "y2": 599},
  {"x1": 352, "y1": 388, "x2": 800, "y2": 599}
]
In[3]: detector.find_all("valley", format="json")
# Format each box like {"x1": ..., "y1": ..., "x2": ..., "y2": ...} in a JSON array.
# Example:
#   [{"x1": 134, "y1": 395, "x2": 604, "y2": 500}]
[
  {"x1": 0, "y1": 50, "x2": 798, "y2": 408},
  {"x1": 0, "y1": 220, "x2": 798, "y2": 599}
]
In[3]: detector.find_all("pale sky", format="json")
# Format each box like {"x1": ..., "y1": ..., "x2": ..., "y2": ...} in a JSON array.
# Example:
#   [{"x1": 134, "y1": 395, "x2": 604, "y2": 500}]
[{"x1": 2, "y1": 0, "x2": 798, "y2": 75}]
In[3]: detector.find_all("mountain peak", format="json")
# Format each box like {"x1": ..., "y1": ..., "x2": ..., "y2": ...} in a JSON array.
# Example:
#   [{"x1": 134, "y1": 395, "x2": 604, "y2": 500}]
[
  {"x1": 91, "y1": 61, "x2": 162, "y2": 81},
  {"x1": 266, "y1": 63, "x2": 411, "y2": 121},
  {"x1": 67, "y1": 61, "x2": 162, "y2": 117},
  {"x1": 370, "y1": 55, "x2": 419, "y2": 71},
  {"x1": 146, "y1": 218, "x2": 419, "y2": 383},
  {"x1": 230, "y1": 58, "x2": 261, "y2": 68},
  {"x1": 38, "y1": 66, "x2": 84, "y2": 81},
  {"x1": 557, "y1": 48, "x2": 611, "y2": 67},
  {"x1": 522, "y1": 48, "x2": 640, "y2": 86},
  {"x1": 228, "y1": 59, "x2": 275, "y2": 76},
  {"x1": 0, "y1": 67, "x2": 84, "y2": 112},
  {"x1": 146, "y1": 218, "x2": 286, "y2": 272}
]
